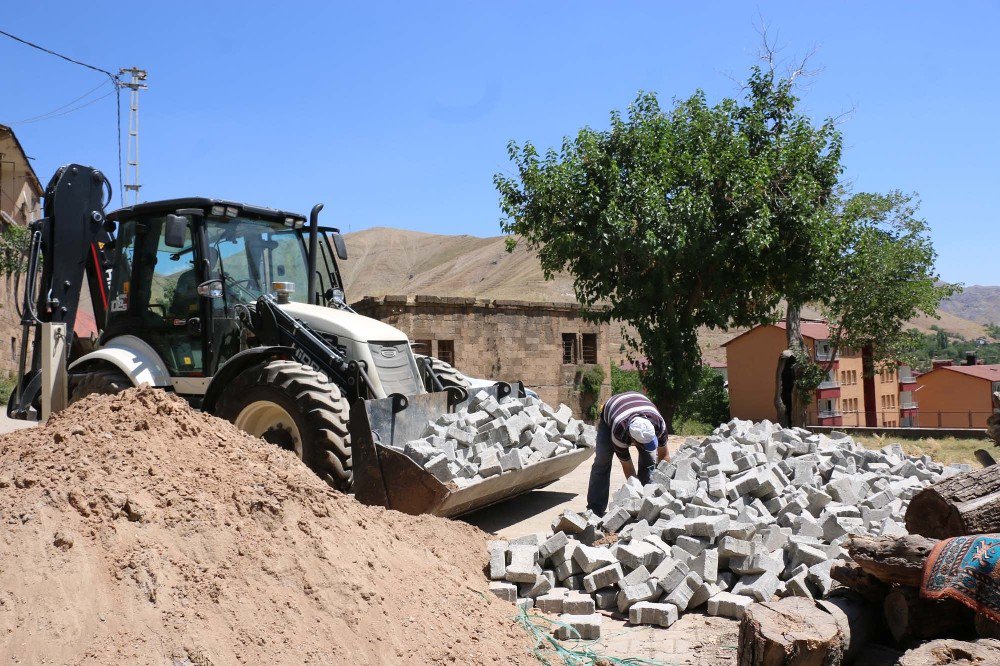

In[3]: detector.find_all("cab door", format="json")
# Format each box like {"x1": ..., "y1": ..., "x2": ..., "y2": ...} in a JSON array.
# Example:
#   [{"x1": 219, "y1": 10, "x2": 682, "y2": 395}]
[{"x1": 103, "y1": 215, "x2": 208, "y2": 376}]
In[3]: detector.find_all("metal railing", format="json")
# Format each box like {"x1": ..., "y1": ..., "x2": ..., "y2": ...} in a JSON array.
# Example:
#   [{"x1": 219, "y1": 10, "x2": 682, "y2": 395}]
[
  {"x1": 815, "y1": 351, "x2": 834, "y2": 361},
  {"x1": 807, "y1": 409, "x2": 997, "y2": 429}
]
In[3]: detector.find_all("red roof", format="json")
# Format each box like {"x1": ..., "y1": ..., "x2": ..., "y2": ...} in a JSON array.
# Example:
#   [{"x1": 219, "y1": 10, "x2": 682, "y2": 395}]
[
  {"x1": 775, "y1": 320, "x2": 831, "y2": 341},
  {"x1": 939, "y1": 364, "x2": 1000, "y2": 382},
  {"x1": 722, "y1": 320, "x2": 831, "y2": 347}
]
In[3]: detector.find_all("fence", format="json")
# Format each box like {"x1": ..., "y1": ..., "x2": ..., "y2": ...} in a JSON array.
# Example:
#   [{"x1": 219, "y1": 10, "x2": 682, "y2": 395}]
[{"x1": 805, "y1": 409, "x2": 997, "y2": 430}]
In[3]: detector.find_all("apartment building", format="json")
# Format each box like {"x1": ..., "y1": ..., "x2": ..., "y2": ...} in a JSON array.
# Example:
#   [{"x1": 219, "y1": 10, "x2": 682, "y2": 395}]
[
  {"x1": 724, "y1": 320, "x2": 906, "y2": 427},
  {"x1": 913, "y1": 362, "x2": 1000, "y2": 429}
]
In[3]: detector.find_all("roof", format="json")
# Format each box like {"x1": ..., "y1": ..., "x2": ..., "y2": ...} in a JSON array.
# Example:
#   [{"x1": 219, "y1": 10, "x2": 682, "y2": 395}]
[
  {"x1": 721, "y1": 320, "x2": 831, "y2": 347},
  {"x1": 0, "y1": 124, "x2": 43, "y2": 196},
  {"x1": 107, "y1": 198, "x2": 306, "y2": 223},
  {"x1": 938, "y1": 364, "x2": 1000, "y2": 382}
]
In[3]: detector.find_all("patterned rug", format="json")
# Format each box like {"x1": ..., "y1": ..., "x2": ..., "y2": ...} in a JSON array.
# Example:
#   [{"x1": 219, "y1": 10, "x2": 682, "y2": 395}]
[{"x1": 922, "y1": 534, "x2": 1000, "y2": 623}]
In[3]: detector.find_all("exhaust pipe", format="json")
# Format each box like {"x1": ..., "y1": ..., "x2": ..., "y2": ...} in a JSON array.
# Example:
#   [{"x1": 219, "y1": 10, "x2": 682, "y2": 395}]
[{"x1": 307, "y1": 203, "x2": 323, "y2": 305}]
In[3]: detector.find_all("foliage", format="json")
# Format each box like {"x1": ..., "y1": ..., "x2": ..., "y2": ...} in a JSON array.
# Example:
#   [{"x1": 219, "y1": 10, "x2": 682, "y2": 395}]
[
  {"x1": 793, "y1": 352, "x2": 828, "y2": 406},
  {"x1": 987, "y1": 323, "x2": 1000, "y2": 341},
  {"x1": 671, "y1": 418, "x2": 715, "y2": 437},
  {"x1": 909, "y1": 327, "x2": 1000, "y2": 371},
  {"x1": 819, "y1": 191, "x2": 959, "y2": 372},
  {"x1": 610, "y1": 365, "x2": 644, "y2": 395},
  {"x1": 674, "y1": 366, "x2": 730, "y2": 428},
  {"x1": 577, "y1": 365, "x2": 605, "y2": 421},
  {"x1": 495, "y1": 67, "x2": 836, "y2": 424},
  {"x1": 0, "y1": 372, "x2": 16, "y2": 405},
  {"x1": 0, "y1": 223, "x2": 31, "y2": 274}
]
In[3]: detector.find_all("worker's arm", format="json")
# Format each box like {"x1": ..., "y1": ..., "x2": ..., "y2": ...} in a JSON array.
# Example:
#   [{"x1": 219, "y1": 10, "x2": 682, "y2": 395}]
[
  {"x1": 619, "y1": 457, "x2": 637, "y2": 479},
  {"x1": 656, "y1": 445, "x2": 669, "y2": 463}
]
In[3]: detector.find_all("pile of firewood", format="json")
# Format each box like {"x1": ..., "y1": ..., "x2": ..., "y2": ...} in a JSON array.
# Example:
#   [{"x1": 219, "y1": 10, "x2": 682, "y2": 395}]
[{"x1": 737, "y1": 452, "x2": 1000, "y2": 665}]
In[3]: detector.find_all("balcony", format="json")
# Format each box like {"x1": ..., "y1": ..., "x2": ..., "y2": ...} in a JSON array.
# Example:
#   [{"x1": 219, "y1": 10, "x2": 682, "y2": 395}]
[
  {"x1": 818, "y1": 409, "x2": 842, "y2": 419},
  {"x1": 900, "y1": 401, "x2": 918, "y2": 411}
]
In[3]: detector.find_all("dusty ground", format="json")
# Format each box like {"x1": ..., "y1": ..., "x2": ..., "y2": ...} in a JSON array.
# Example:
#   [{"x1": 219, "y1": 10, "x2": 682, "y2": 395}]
[
  {"x1": 0, "y1": 388, "x2": 537, "y2": 665},
  {"x1": 463, "y1": 435, "x2": 741, "y2": 665}
]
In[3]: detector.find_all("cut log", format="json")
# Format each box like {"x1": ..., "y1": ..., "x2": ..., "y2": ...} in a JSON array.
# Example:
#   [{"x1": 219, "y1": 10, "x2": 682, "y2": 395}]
[
  {"x1": 906, "y1": 464, "x2": 1000, "y2": 538},
  {"x1": 830, "y1": 562, "x2": 890, "y2": 604},
  {"x1": 738, "y1": 597, "x2": 843, "y2": 666},
  {"x1": 847, "y1": 535, "x2": 938, "y2": 586},
  {"x1": 883, "y1": 586, "x2": 974, "y2": 643},
  {"x1": 816, "y1": 591, "x2": 880, "y2": 663},
  {"x1": 896, "y1": 638, "x2": 1000, "y2": 665}
]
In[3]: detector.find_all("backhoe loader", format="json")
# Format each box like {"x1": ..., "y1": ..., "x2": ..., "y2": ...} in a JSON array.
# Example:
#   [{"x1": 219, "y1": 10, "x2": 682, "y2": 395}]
[{"x1": 8, "y1": 164, "x2": 592, "y2": 516}]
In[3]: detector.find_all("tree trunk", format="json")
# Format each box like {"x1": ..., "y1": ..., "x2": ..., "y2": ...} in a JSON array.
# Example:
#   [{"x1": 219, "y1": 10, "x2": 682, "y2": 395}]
[
  {"x1": 846, "y1": 535, "x2": 938, "y2": 586},
  {"x1": 905, "y1": 465, "x2": 1000, "y2": 538},
  {"x1": 774, "y1": 350, "x2": 795, "y2": 428},
  {"x1": 896, "y1": 638, "x2": 1000, "y2": 665},
  {"x1": 816, "y1": 591, "x2": 880, "y2": 663},
  {"x1": 738, "y1": 597, "x2": 843, "y2": 666},
  {"x1": 986, "y1": 391, "x2": 999, "y2": 448},
  {"x1": 785, "y1": 303, "x2": 808, "y2": 428},
  {"x1": 883, "y1": 586, "x2": 974, "y2": 643},
  {"x1": 830, "y1": 562, "x2": 890, "y2": 604}
]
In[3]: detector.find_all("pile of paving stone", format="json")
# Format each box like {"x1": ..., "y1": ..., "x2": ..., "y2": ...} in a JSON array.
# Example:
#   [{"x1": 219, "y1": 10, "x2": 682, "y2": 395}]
[
  {"x1": 395, "y1": 391, "x2": 596, "y2": 487},
  {"x1": 488, "y1": 418, "x2": 971, "y2": 639}
]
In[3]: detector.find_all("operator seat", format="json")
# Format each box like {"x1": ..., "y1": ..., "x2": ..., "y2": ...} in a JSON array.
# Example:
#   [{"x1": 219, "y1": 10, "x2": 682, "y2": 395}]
[{"x1": 169, "y1": 248, "x2": 219, "y2": 319}]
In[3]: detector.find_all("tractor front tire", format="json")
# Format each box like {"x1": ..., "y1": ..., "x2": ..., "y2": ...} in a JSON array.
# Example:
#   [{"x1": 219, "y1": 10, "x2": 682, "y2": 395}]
[
  {"x1": 69, "y1": 368, "x2": 132, "y2": 404},
  {"x1": 415, "y1": 354, "x2": 472, "y2": 391},
  {"x1": 215, "y1": 360, "x2": 353, "y2": 491}
]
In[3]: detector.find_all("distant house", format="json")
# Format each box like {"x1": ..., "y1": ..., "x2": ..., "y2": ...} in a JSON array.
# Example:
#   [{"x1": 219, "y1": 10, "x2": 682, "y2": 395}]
[
  {"x1": 915, "y1": 363, "x2": 1000, "y2": 429},
  {"x1": 723, "y1": 320, "x2": 911, "y2": 428}
]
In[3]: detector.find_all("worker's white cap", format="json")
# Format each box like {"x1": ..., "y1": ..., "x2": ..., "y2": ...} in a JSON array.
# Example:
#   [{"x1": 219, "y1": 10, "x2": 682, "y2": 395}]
[{"x1": 628, "y1": 417, "x2": 657, "y2": 449}]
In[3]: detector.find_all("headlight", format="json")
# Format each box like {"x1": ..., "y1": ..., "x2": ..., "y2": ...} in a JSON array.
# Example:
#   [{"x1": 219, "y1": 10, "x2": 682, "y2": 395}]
[{"x1": 330, "y1": 288, "x2": 345, "y2": 305}]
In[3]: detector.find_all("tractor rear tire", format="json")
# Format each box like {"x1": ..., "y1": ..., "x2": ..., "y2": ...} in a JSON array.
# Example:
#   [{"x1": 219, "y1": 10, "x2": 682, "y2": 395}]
[
  {"x1": 416, "y1": 354, "x2": 472, "y2": 390},
  {"x1": 215, "y1": 360, "x2": 353, "y2": 491},
  {"x1": 69, "y1": 368, "x2": 132, "y2": 404}
]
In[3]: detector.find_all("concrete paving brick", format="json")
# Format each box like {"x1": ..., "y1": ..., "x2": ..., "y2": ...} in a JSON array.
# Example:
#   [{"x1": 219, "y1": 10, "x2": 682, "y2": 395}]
[
  {"x1": 553, "y1": 613, "x2": 602, "y2": 640},
  {"x1": 538, "y1": 532, "x2": 569, "y2": 561},
  {"x1": 593, "y1": 587, "x2": 618, "y2": 610},
  {"x1": 573, "y1": 545, "x2": 617, "y2": 574},
  {"x1": 732, "y1": 571, "x2": 781, "y2": 602},
  {"x1": 617, "y1": 541, "x2": 664, "y2": 571},
  {"x1": 617, "y1": 580, "x2": 662, "y2": 612},
  {"x1": 664, "y1": 572, "x2": 703, "y2": 611},
  {"x1": 622, "y1": 565, "x2": 652, "y2": 587},
  {"x1": 552, "y1": 510, "x2": 588, "y2": 535},
  {"x1": 629, "y1": 601, "x2": 679, "y2": 627},
  {"x1": 600, "y1": 505, "x2": 631, "y2": 533},
  {"x1": 563, "y1": 593, "x2": 596, "y2": 615},
  {"x1": 583, "y1": 562, "x2": 624, "y2": 593},
  {"x1": 688, "y1": 514, "x2": 731, "y2": 539},
  {"x1": 707, "y1": 591, "x2": 753, "y2": 619},
  {"x1": 690, "y1": 549, "x2": 719, "y2": 583},
  {"x1": 489, "y1": 581, "x2": 517, "y2": 603}
]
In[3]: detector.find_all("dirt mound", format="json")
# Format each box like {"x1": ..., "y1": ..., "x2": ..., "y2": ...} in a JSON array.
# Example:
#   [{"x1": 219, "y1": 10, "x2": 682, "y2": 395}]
[{"x1": 0, "y1": 388, "x2": 534, "y2": 665}]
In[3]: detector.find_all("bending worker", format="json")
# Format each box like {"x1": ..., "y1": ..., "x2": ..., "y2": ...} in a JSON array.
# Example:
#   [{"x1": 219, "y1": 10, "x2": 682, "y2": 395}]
[{"x1": 587, "y1": 391, "x2": 669, "y2": 516}]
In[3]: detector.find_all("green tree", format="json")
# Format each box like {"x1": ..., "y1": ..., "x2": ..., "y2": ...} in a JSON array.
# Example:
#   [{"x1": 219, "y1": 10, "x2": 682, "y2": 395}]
[
  {"x1": 818, "y1": 191, "x2": 959, "y2": 375},
  {"x1": 987, "y1": 323, "x2": 1000, "y2": 341},
  {"x1": 674, "y1": 366, "x2": 730, "y2": 430},
  {"x1": 496, "y1": 85, "x2": 791, "y2": 426}
]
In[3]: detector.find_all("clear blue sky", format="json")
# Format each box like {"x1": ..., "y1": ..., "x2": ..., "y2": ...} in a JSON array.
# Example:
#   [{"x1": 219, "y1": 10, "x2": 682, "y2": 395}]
[{"x1": 3, "y1": 2, "x2": 998, "y2": 285}]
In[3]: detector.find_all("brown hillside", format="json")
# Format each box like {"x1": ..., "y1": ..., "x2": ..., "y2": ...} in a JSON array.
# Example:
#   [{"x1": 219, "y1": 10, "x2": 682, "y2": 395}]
[{"x1": 340, "y1": 228, "x2": 988, "y2": 364}]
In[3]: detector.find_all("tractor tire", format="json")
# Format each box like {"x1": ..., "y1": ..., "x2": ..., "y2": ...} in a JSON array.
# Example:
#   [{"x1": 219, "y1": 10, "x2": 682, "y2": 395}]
[
  {"x1": 415, "y1": 354, "x2": 472, "y2": 391},
  {"x1": 215, "y1": 360, "x2": 353, "y2": 491},
  {"x1": 69, "y1": 368, "x2": 132, "y2": 404}
]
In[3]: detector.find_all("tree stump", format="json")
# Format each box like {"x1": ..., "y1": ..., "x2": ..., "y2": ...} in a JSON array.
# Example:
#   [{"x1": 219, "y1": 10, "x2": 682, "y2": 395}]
[
  {"x1": 896, "y1": 638, "x2": 1000, "y2": 665},
  {"x1": 816, "y1": 591, "x2": 880, "y2": 663},
  {"x1": 883, "y1": 586, "x2": 974, "y2": 643},
  {"x1": 738, "y1": 597, "x2": 843, "y2": 666},
  {"x1": 847, "y1": 535, "x2": 937, "y2": 586},
  {"x1": 906, "y1": 464, "x2": 1000, "y2": 538}
]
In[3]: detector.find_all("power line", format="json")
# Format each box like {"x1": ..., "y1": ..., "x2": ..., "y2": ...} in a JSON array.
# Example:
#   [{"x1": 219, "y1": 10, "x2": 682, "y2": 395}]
[
  {"x1": 0, "y1": 27, "x2": 123, "y2": 204},
  {"x1": 9, "y1": 80, "x2": 112, "y2": 124}
]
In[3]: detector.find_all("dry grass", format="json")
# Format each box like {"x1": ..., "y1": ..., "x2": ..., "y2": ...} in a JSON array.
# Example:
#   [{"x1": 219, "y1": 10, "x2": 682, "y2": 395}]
[{"x1": 851, "y1": 433, "x2": 990, "y2": 467}]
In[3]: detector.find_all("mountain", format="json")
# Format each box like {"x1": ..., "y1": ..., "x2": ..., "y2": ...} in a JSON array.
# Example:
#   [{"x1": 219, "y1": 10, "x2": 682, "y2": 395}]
[
  {"x1": 938, "y1": 286, "x2": 1000, "y2": 329},
  {"x1": 340, "y1": 227, "x2": 991, "y2": 363}
]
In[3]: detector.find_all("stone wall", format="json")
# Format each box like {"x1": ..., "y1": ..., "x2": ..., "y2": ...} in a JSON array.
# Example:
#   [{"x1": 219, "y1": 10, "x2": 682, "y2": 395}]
[{"x1": 352, "y1": 295, "x2": 621, "y2": 418}]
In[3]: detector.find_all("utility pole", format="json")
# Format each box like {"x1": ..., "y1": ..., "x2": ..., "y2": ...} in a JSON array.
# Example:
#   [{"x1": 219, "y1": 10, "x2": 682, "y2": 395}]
[{"x1": 119, "y1": 67, "x2": 147, "y2": 205}]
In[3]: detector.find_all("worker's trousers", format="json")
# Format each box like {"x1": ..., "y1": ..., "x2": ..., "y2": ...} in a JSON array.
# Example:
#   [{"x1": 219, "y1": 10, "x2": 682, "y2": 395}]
[{"x1": 586, "y1": 420, "x2": 654, "y2": 516}]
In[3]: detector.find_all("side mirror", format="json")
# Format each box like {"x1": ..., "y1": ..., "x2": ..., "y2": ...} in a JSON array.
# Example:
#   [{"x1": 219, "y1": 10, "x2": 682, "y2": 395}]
[
  {"x1": 164, "y1": 215, "x2": 188, "y2": 248},
  {"x1": 332, "y1": 233, "x2": 348, "y2": 260},
  {"x1": 197, "y1": 280, "x2": 223, "y2": 298}
]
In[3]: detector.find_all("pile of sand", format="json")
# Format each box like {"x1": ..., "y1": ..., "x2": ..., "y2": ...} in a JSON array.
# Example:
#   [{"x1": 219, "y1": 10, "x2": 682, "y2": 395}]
[{"x1": 0, "y1": 388, "x2": 535, "y2": 664}]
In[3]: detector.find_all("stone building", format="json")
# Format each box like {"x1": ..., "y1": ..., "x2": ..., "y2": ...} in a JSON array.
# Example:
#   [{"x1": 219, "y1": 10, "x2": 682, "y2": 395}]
[
  {"x1": 352, "y1": 295, "x2": 624, "y2": 416},
  {"x1": 0, "y1": 125, "x2": 43, "y2": 373}
]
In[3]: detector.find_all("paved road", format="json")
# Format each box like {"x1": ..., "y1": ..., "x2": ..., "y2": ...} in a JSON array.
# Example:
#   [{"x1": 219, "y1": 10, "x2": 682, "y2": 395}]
[{"x1": 0, "y1": 413, "x2": 37, "y2": 435}]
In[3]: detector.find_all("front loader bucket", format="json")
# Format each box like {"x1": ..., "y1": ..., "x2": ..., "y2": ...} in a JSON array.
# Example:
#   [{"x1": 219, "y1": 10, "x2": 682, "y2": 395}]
[{"x1": 350, "y1": 385, "x2": 594, "y2": 518}]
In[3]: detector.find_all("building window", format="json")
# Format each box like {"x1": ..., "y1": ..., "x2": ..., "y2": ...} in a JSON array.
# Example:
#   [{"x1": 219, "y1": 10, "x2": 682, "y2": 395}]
[
  {"x1": 413, "y1": 339, "x2": 432, "y2": 356},
  {"x1": 581, "y1": 333, "x2": 598, "y2": 364},
  {"x1": 437, "y1": 340, "x2": 455, "y2": 366},
  {"x1": 562, "y1": 333, "x2": 578, "y2": 364}
]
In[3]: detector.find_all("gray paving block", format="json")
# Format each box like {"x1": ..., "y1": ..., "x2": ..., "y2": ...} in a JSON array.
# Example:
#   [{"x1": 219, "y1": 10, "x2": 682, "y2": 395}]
[
  {"x1": 573, "y1": 545, "x2": 617, "y2": 574},
  {"x1": 629, "y1": 601, "x2": 679, "y2": 627},
  {"x1": 593, "y1": 587, "x2": 618, "y2": 610},
  {"x1": 582, "y1": 562, "x2": 623, "y2": 593},
  {"x1": 664, "y1": 571, "x2": 703, "y2": 611},
  {"x1": 489, "y1": 581, "x2": 517, "y2": 603},
  {"x1": 617, "y1": 541, "x2": 663, "y2": 571},
  {"x1": 617, "y1": 580, "x2": 661, "y2": 612},
  {"x1": 553, "y1": 613, "x2": 601, "y2": 640},
  {"x1": 552, "y1": 510, "x2": 588, "y2": 535},
  {"x1": 732, "y1": 571, "x2": 781, "y2": 602},
  {"x1": 707, "y1": 591, "x2": 754, "y2": 619},
  {"x1": 562, "y1": 592, "x2": 596, "y2": 615},
  {"x1": 539, "y1": 532, "x2": 569, "y2": 561}
]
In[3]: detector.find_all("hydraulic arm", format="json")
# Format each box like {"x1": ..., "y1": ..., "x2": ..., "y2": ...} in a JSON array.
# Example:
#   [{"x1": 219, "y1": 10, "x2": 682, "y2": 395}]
[{"x1": 9, "y1": 164, "x2": 113, "y2": 418}]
